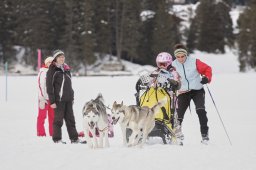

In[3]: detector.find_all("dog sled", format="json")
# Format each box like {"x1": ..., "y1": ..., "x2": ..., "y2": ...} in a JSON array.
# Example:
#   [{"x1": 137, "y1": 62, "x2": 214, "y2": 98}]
[{"x1": 135, "y1": 69, "x2": 180, "y2": 144}]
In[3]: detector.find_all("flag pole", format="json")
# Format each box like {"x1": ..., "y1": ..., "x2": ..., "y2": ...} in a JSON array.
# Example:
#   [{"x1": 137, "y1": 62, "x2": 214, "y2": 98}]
[{"x1": 37, "y1": 49, "x2": 41, "y2": 71}]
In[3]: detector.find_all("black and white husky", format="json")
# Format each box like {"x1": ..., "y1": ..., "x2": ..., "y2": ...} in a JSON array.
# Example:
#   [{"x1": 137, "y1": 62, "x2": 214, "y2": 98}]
[
  {"x1": 82, "y1": 93, "x2": 110, "y2": 148},
  {"x1": 111, "y1": 98, "x2": 167, "y2": 147}
]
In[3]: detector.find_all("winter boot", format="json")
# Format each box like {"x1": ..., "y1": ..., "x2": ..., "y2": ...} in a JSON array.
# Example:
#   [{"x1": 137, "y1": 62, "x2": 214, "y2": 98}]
[
  {"x1": 71, "y1": 139, "x2": 87, "y2": 144},
  {"x1": 201, "y1": 133, "x2": 209, "y2": 145},
  {"x1": 54, "y1": 140, "x2": 67, "y2": 144},
  {"x1": 174, "y1": 124, "x2": 184, "y2": 141}
]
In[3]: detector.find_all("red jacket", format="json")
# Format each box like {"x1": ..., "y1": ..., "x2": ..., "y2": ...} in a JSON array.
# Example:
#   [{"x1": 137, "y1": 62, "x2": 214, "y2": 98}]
[{"x1": 196, "y1": 59, "x2": 212, "y2": 82}]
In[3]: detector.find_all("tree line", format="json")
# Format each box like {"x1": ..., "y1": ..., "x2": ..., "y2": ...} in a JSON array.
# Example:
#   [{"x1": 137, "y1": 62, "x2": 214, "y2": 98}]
[{"x1": 0, "y1": 0, "x2": 255, "y2": 72}]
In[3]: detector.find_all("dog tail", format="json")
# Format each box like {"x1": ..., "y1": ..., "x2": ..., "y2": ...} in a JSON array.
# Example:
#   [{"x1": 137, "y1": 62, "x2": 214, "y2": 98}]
[{"x1": 151, "y1": 97, "x2": 167, "y2": 114}]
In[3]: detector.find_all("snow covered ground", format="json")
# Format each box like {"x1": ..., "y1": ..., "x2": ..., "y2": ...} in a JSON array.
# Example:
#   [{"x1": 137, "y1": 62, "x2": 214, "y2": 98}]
[{"x1": 0, "y1": 51, "x2": 256, "y2": 170}]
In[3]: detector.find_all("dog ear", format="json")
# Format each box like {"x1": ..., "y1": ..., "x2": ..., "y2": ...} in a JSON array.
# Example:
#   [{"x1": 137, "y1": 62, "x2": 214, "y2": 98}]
[
  {"x1": 92, "y1": 103, "x2": 100, "y2": 113},
  {"x1": 82, "y1": 104, "x2": 87, "y2": 112},
  {"x1": 121, "y1": 101, "x2": 123, "y2": 106},
  {"x1": 92, "y1": 103, "x2": 97, "y2": 109},
  {"x1": 113, "y1": 101, "x2": 117, "y2": 107}
]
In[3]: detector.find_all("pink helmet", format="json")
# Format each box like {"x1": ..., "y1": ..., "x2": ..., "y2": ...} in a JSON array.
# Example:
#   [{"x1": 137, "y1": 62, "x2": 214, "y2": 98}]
[{"x1": 156, "y1": 52, "x2": 173, "y2": 69}]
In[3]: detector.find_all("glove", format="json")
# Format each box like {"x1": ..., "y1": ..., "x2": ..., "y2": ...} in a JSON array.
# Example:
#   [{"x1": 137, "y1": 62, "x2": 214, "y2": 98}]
[
  {"x1": 39, "y1": 98, "x2": 47, "y2": 109},
  {"x1": 168, "y1": 79, "x2": 178, "y2": 86},
  {"x1": 168, "y1": 79, "x2": 180, "y2": 90},
  {"x1": 135, "y1": 79, "x2": 142, "y2": 92},
  {"x1": 200, "y1": 76, "x2": 209, "y2": 84}
]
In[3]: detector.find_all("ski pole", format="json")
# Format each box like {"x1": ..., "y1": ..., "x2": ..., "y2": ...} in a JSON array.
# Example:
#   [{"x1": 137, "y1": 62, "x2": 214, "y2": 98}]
[{"x1": 206, "y1": 84, "x2": 232, "y2": 146}]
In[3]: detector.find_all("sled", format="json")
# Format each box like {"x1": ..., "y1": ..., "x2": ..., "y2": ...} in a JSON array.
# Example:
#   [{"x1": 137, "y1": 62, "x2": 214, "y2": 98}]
[{"x1": 135, "y1": 69, "x2": 179, "y2": 144}]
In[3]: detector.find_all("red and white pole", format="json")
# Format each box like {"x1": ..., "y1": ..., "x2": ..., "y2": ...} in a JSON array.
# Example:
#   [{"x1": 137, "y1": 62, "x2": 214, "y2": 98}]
[{"x1": 37, "y1": 49, "x2": 41, "y2": 71}]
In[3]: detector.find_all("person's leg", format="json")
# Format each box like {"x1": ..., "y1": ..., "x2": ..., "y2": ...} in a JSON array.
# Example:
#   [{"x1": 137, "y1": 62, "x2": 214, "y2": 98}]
[
  {"x1": 47, "y1": 101, "x2": 54, "y2": 136},
  {"x1": 192, "y1": 89, "x2": 209, "y2": 136},
  {"x1": 177, "y1": 92, "x2": 191, "y2": 124},
  {"x1": 175, "y1": 92, "x2": 191, "y2": 140},
  {"x1": 37, "y1": 106, "x2": 47, "y2": 136},
  {"x1": 64, "y1": 101, "x2": 78, "y2": 141},
  {"x1": 52, "y1": 101, "x2": 65, "y2": 142}
]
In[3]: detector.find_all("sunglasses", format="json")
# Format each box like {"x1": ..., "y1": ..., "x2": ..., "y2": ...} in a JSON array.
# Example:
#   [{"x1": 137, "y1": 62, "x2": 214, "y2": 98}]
[{"x1": 158, "y1": 62, "x2": 168, "y2": 67}]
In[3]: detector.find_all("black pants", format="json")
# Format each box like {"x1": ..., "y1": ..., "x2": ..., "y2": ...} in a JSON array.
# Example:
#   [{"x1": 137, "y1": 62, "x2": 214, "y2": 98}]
[
  {"x1": 177, "y1": 88, "x2": 209, "y2": 135},
  {"x1": 52, "y1": 101, "x2": 78, "y2": 142}
]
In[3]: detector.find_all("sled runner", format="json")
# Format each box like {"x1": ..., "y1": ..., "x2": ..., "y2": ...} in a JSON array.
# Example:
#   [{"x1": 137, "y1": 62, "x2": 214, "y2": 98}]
[{"x1": 135, "y1": 69, "x2": 179, "y2": 144}]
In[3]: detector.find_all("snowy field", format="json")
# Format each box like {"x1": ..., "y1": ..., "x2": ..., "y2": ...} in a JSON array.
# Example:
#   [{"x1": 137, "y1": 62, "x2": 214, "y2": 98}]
[{"x1": 0, "y1": 52, "x2": 256, "y2": 170}]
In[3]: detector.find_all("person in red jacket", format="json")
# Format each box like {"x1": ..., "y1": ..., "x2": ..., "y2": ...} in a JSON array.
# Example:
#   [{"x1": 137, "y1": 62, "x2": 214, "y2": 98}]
[
  {"x1": 37, "y1": 56, "x2": 55, "y2": 136},
  {"x1": 172, "y1": 44, "x2": 212, "y2": 144}
]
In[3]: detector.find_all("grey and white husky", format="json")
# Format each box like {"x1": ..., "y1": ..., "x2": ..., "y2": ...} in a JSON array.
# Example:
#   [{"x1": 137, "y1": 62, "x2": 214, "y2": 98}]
[
  {"x1": 111, "y1": 98, "x2": 167, "y2": 147},
  {"x1": 82, "y1": 93, "x2": 110, "y2": 148}
]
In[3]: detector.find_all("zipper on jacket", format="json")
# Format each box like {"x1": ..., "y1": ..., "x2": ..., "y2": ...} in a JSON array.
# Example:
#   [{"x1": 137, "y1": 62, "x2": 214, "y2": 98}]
[
  {"x1": 59, "y1": 73, "x2": 65, "y2": 101},
  {"x1": 182, "y1": 64, "x2": 190, "y2": 90}
]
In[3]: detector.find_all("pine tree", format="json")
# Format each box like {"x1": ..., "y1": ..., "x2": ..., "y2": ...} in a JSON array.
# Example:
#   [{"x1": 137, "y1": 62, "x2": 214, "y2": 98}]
[
  {"x1": 50, "y1": 0, "x2": 68, "y2": 50},
  {"x1": 82, "y1": 0, "x2": 96, "y2": 65},
  {"x1": 14, "y1": 0, "x2": 55, "y2": 68},
  {"x1": 137, "y1": 17, "x2": 154, "y2": 65},
  {"x1": 62, "y1": 0, "x2": 96, "y2": 72},
  {"x1": 0, "y1": 0, "x2": 18, "y2": 64},
  {"x1": 187, "y1": 0, "x2": 234, "y2": 53},
  {"x1": 152, "y1": 0, "x2": 180, "y2": 63},
  {"x1": 137, "y1": 0, "x2": 156, "y2": 65},
  {"x1": 237, "y1": 0, "x2": 256, "y2": 71},
  {"x1": 215, "y1": 0, "x2": 234, "y2": 48},
  {"x1": 121, "y1": 0, "x2": 142, "y2": 62},
  {"x1": 93, "y1": 0, "x2": 112, "y2": 56},
  {"x1": 187, "y1": 18, "x2": 199, "y2": 52}
]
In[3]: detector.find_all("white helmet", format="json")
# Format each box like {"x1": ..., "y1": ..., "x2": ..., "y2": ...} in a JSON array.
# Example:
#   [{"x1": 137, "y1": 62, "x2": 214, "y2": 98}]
[{"x1": 156, "y1": 52, "x2": 173, "y2": 69}]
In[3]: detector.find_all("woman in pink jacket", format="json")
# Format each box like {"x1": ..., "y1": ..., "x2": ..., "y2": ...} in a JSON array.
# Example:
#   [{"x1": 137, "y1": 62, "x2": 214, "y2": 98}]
[{"x1": 37, "y1": 56, "x2": 55, "y2": 136}]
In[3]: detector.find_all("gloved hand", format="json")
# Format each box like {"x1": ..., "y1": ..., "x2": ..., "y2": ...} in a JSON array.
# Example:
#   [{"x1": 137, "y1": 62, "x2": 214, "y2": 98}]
[
  {"x1": 168, "y1": 79, "x2": 178, "y2": 86},
  {"x1": 39, "y1": 98, "x2": 47, "y2": 109},
  {"x1": 135, "y1": 79, "x2": 142, "y2": 92},
  {"x1": 200, "y1": 76, "x2": 209, "y2": 84},
  {"x1": 168, "y1": 79, "x2": 180, "y2": 90}
]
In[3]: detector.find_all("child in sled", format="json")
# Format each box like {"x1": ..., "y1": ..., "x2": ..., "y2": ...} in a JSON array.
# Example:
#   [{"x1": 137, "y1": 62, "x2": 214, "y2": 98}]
[
  {"x1": 135, "y1": 52, "x2": 181, "y2": 105},
  {"x1": 135, "y1": 52, "x2": 182, "y2": 144}
]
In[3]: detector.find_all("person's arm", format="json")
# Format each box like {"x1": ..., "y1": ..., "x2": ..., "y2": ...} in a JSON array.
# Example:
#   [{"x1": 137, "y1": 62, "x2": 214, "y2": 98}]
[
  {"x1": 196, "y1": 59, "x2": 212, "y2": 83},
  {"x1": 168, "y1": 68, "x2": 181, "y2": 90},
  {"x1": 40, "y1": 71, "x2": 48, "y2": 100},
  {"x1": 68, "y1": 71, "x2": 74, "y2": 102},
  {"x1": 38, "y1": 70, "x2": 45, "y2": 100},
  {"x1": 46, "y1": 66, "x2": 55, "y2": 104}
]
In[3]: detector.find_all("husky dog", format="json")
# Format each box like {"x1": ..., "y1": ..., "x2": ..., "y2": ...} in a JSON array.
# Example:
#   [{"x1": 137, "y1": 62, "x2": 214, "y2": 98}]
[
  {"x1": 82, "y1": 93, "x2": 110, "y2": 148},
  {"x1": 111, "y1": 98, "x2": 167, "y2": 147}
]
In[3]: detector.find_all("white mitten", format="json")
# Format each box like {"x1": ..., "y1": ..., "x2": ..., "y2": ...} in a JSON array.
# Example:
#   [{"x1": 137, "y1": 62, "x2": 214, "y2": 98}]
[{"x1": 39, "y1": 98, "x2": 47, "y2": 109}]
